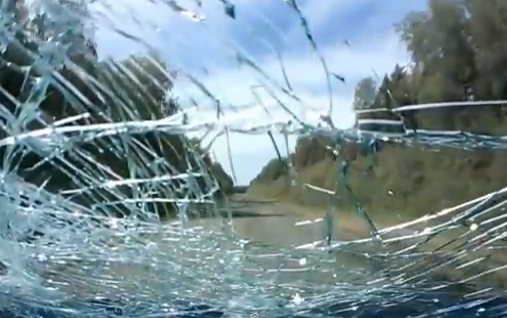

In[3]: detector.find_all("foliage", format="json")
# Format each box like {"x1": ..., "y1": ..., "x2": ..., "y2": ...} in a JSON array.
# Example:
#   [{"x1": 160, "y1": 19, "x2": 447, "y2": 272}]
[
  {"x1": 251, "y1": 0, "x2": 507, "y2": 218},
  {"x1": 250, "y1": 155, "x2": 293, "y2": 184},
  {"x1": 0, "y1": 2, "x2": 233, "y2": 219},
  {"x1": 352, "y1": 77, "x2": 377, "y2": 110}
]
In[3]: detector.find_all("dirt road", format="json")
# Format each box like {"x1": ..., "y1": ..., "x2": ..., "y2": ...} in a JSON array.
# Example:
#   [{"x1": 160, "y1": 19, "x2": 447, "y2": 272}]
[
  {"x1": 40, "y1": 195, "x2": 507, "y2": 297},
  {"x1": 201, "y1": 195, "x2": 507, "y2": 293}
]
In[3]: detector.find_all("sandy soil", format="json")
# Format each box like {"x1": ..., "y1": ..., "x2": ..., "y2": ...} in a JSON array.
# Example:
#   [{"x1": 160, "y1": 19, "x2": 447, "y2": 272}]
[
  {"x1": 37, "y1": 194, "x2": 507, "y2": 297},
  {"x1": 224, "y1": 194, "x2": 507, "y2": 293}
]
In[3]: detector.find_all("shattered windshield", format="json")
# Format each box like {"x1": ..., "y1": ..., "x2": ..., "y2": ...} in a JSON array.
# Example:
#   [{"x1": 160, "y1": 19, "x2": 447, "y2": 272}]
[{"x1": 1, "y1": 0, "x2": 507, "y2": 317}]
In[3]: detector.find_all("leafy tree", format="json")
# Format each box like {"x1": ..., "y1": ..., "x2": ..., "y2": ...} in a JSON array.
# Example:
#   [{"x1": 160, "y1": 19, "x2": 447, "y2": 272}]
[
  {"x1": 251, "y1": 156, "x2": 291, "y2": 183},
  {"x1": 465, "y1": 0, "x2": 507, "y2": 99},
  {"x1": 253, "y1": 0, "x2": 507, "y2": 219},
  {"x1": 0, "y1": 1, "x2": 233, "y2": 220},
  {"x1": 355, "y1": 0, "x2": 503, "y2": 132},
  {"x1": 352, "y1": 77, "x2": 377, "y2": 110},
  {"x1": 397, "y1": 0, "x2": 475, "y2": 102},
  {"x1": 96, "y1": 53, "x2": 175, "y2": 122}
]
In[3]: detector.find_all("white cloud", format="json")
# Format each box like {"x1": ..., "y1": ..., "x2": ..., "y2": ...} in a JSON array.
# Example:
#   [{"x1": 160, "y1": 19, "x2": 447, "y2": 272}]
[
  {"x1": 91, "y1": 0, "x2": 412, "y2": 185},
  {"x1": 172, "y1": 31, "x2": 409, "y2": 184}
]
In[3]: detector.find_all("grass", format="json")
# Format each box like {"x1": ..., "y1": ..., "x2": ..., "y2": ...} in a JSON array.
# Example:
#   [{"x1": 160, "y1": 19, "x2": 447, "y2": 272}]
[
  {"x1": 245, "y1": 189, "x2": 507, "y2": 293},
  {"x1": 246, "y1": 130, "x2": 507, "y2": 292},
  {"x1": 249, "y1": 140, "x2": 507, "y2": 222}
]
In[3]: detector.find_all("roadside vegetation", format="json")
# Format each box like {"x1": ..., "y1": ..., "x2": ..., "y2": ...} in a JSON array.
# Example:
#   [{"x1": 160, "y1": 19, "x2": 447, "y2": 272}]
[
  {"x1": 0, "y1": 0, "x2": 233, "y2": 220},
  {"x1": 249, "y1": 0, "x2": 507, "y2": 218}
]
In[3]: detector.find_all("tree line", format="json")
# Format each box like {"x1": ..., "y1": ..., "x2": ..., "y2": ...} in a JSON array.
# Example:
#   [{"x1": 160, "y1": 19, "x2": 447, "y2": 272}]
[
  {"x1": 353, "y1": 0, "x2": 507, "y2": 136},
  {"x1": 0, "y1": 0, "x2": 233, "y2": 220},
  {"x1": 251, "y1": 0, "x2": 507, "y2": 199}
]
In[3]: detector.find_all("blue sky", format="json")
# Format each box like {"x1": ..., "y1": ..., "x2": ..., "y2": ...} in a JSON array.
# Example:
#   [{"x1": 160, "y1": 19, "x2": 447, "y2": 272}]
[{"x1": 91, "y1": 0, "x2": 428, "y2": 184}]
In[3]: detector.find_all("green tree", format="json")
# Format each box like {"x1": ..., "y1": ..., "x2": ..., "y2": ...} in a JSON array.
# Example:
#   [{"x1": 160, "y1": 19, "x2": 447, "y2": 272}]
[
  {"x1": 96, "y1": 53, "x2": 175, "y2": 122},
  {"x1": 397, "y1": 0, "x2": 475, "y2": 103},
  {"x1": 253, "y1": 0, "x2": 507, "y2": 221},
  {"x1": 465, "y1": 0, "x2": 507, "y2": 99},
  {"x1": 352, "y1": 77, "x2": 377, "y2": 110},
  {"x1": 0, "y1": 1, "x2": 232, "y2": 220}
]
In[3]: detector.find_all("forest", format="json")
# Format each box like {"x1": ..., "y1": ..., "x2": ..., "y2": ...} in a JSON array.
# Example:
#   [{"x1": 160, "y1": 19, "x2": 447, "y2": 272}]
[
  {"x1": 249, "y1": 0, "x2": 507, "y2": 218},
  {"x1": 0, "y1": 0, "x2": 234, "y2": 220}
]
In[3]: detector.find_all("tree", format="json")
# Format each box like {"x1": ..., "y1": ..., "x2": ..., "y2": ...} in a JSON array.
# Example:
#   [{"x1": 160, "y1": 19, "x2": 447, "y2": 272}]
[
  {"x1": 387, "y1": 64, "x2": 415, "y2": 107},
  {"x1": 0, "y1": 1, "x2": 233, "y2": 221},
  {"x1": 253, "y1": 0, "x2": 507, "y2": 220},
  {"x1": 465, "y1": 0, "x2": 507, "y2": 99},
  {"x1": 396, "y1": 0, "x2": 475, "y2": 103},
  {"x1": 352, "y1": 77, "x2": 377, "y2": 110},
  {"x1": 97, "y1": 53, "x2": 175, "y2": 122}
]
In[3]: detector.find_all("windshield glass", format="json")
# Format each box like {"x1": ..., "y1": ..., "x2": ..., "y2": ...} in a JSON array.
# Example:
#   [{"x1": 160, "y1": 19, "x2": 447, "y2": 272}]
[{"x1": 0, "y1": 0, "x2": 506, "y2": 317}]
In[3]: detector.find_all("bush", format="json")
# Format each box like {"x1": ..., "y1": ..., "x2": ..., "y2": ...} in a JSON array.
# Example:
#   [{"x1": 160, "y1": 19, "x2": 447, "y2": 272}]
[{"x1": 0, "y1": 12, "x2": 233, "y2": 220}]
